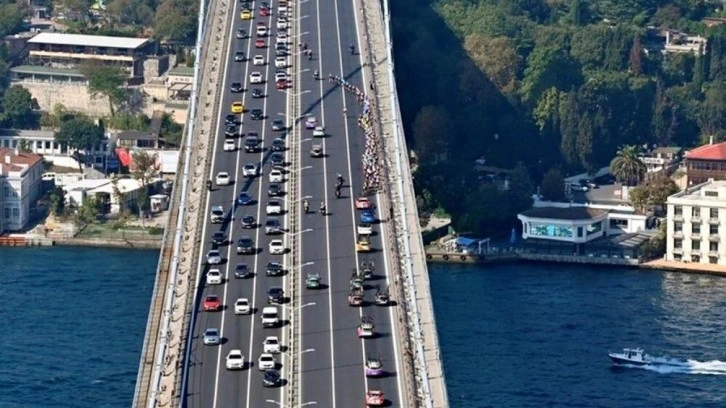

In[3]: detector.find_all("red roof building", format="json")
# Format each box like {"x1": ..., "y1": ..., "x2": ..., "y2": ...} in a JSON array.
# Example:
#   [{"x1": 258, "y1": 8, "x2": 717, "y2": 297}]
[
  {"x1": 0, "y1": 148, "x2": 44, "y2": 232},
  {"x1": 685, "y1": 141, "x2": 726, "y2": 186}
]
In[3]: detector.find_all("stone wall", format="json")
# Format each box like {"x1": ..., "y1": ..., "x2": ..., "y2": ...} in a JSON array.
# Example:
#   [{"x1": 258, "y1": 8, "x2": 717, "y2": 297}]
[
  {"x1": 17, "y1": 81, "x2": 111, "y2": 116},
  {"x1": 143, "y1": 55, "x2": 170, "y2": 81}
]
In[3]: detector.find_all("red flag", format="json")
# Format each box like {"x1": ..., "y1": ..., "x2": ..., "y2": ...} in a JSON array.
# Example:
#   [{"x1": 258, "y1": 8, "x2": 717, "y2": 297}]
[{"x1": 116, "y1": 148, "x2": 131, "y2": 167}]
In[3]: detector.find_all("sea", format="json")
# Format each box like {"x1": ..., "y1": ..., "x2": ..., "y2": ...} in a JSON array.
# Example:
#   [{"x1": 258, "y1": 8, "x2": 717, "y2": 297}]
[{"x1": 3, "y1": 247, "x2": 726, "y2": 408}]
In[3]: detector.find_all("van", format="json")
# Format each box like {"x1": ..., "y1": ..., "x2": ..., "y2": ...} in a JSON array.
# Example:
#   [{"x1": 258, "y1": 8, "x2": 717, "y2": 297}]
[{"x1": 261, "y1": 307, "x2": 279, "y2": 327}]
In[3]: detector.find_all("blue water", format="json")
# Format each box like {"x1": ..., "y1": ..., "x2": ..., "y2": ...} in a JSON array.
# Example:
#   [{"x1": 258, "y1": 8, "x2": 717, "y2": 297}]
[
  {"x1": 430, "y1": 263, "x2": 726, "y2": 408},
  {"x1": 0, "y1": 247, "x2": 158, "y2": 408}
]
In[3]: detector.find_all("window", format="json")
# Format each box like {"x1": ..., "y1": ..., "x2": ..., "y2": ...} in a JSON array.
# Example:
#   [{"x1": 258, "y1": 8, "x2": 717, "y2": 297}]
[
  {"x1": 4, "y1": 208, "x2": 8, "y2": 219},
  {"x1": 710, "y1": 256, "x2": 718, "y2": 264},
  {"x1": 710, "y1": 242, "x2": 719, "y2": 252},
  {"x1": 692, "y1": 207, "x2": 701, "y2": 217},
  {"x1": 11, "y1": 208, "x2": 18, "y2": 218},
  {"x1": 710, "y1": 208, "x2": 719, "y2": 219},
  {"x1": 692, "y1": 240, "x2": 701, "y2": 251},
  {"x1": 705, "y1": 191, "x2": 718, "y2": 197},
  {"x1": 675, "y1": 222, "x2": 683, "y2": 232},
  {"x1": 711, "y1": 225, "x2": 719, "y2": 236},
  {"x1": 692, "y1": 224, "x2": 701, "y2": 234},
  {"x1": 45, "y1": 141, "x2": 51, "y2": 149},
  {"x1": 674, "y1": 206, "x2": 683, "y2": 216},
  {"x1": 674, "y1": 239, "x2": 683, "y2": 249}
]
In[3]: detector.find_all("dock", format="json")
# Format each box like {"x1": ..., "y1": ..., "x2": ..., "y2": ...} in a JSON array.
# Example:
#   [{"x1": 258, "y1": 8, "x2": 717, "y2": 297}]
[{"x1": 0, "y1": 235, "x2": 54, "y2": 247}]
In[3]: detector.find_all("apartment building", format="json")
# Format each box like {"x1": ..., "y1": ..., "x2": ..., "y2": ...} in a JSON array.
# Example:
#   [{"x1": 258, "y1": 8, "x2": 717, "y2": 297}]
[
  {"x1": 666, "y1": 180, "x2": 726, "y2": 265},
  {"x1": 0, "y1": 148, "x2": 44, "y2": 232}
]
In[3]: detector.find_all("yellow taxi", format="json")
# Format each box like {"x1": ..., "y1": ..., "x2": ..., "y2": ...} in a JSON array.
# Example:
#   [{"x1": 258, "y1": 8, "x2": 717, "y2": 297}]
[
  {"x1": 231, "y1": 102, "x2": 244, "y2": 113},
  {"x1": 240, "y1": 9, "x2": 252, "y2": 19}
]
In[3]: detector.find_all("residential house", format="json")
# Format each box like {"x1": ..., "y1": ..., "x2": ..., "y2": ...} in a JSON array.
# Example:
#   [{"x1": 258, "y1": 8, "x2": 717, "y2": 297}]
[{"x1": 0, "y1": 148, "x2": 44, "y2": 232}]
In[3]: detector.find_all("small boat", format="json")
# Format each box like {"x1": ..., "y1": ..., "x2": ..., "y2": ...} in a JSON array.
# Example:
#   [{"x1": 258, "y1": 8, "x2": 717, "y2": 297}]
[{"x1": 608, "y1": 348, "x2": 650, "y2": 365}]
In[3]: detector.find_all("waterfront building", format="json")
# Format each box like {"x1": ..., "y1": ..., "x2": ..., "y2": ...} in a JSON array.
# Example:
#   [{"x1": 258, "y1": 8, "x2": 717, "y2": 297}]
[
  {"x1": 684, "y1": 140, "x2": 726, "y2": 186},
  {"x1": 63, "y1": 177, "x2": 158, "y2": 214},
  {"x1": 0, "y1": 148, "x2": 44, "y2": 232},
  {"x1": 665, "y1": 180, "x2": 726, "y2": 265}
]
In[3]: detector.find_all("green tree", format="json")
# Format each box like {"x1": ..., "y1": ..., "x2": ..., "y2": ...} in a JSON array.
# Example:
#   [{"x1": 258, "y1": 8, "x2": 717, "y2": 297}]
[
  {"x1": 0, "y1": 3, "x2": 24, "y2": 37},
  {"x1": 76, "y1": 195, "x2": 102, "y2": 224},
  {"x1": 506, "y1": 162, "x2": 534, "y2": 212},
  {"x1": 2, "y1": 86, "x2": 38, "y2": 128},
  {"x1": 463, "y1": 34, "x2": 521, "y2": 93},
  {"x1": 106, "y1": 0, "x2": 154, "y2": 26},
  {"x1": 610, "y1": 145, "x2": 646, "y2": 186},
  {"x1": 699, "y1": 81, "x2": 726, "y2": 137},
  {"x1": 570, "y1": 0, "x2": 583, "y2": 26},
  {"x1": 628, "y1": 185, "x2": 649, "y2": 212},
  {"x1": 629, "y1": 36, "x2": 643, "y2": 76},
  {"x1": 153, "y1": 0, "x2": 196, "y2": 41},
  {"x1": 576, "y1": 111, "x2": 595, "y2": 173},
  {"x1": 131, "y1": 150, "x2": 159, "y2": 187},
  {"x1": 521, "y1": 46, "x2": 583, "y2": 106},
  {"x1": 17, "y1": 138, "x2": 32, "y2": 153},
  {"x1": 559, "y1": 91, "x2": 580, "y2": 167},
  {"x1": 412, "y1": 106, "x2": 451, "y2": 164},
  {"x1": 540, "y1": 167, "x2": 566, "y2": 201},
  {"x1": 49, "y1": 186, "x2": 66, "y2": 217},
  {"x1": 55, "y1": 115, "x2": 105, "y2": 171},
  {"x1": 645, "y1": 174, "x2": 679, "y2": 209},
  {"x1": 79, "y1": 62, "x2": 129, "y2": 115}
]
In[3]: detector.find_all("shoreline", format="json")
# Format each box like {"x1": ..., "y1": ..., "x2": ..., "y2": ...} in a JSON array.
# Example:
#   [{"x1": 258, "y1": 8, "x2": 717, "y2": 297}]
[{"x1": 55, "y1": 237, "x2": 162, "y2": 250}]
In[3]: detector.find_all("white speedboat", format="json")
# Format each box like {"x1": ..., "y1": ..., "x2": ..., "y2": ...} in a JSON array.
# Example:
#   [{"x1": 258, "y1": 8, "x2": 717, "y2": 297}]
[{"x1": 608, "y1": 348, "x2": 650, "y2": 365}]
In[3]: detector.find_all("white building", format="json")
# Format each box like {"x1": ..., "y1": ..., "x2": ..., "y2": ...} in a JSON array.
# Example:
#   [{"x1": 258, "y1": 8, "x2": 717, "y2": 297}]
[
  {"x1": 63, "y1": 177, "x2": 153, "y2": 214},
  {"x1": 666, "y1": 180, "x2": 726, "y2": 265},
  {"x1": 0, "y1": 148, "x2": 44, "y2": 232}
]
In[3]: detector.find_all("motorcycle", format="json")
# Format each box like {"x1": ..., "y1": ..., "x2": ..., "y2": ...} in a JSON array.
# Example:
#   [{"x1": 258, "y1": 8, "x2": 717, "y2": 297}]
[
  {"x1": 314, "y1": 71, "x2": 319, "y2": 80},
  {"x1": 206, "y1": 180, "x2": 212, "y2": 191},
  {"x1": 335, "y1": 189, "x2": 341, "y2": 199},
  {"x1": 303, "y1": 201, "x2": 309, "y2": 213},
  {"x1": 319, "y1": 207, "x2": 326, "y2": 215},
  {"x1": 349, "y1": 45, "x2": 355, "y2": 55}
]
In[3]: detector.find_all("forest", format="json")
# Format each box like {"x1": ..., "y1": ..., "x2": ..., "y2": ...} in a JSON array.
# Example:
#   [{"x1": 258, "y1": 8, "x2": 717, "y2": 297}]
[{"x1": 391, "y1": 0, "x2": 726, "y2": 236}]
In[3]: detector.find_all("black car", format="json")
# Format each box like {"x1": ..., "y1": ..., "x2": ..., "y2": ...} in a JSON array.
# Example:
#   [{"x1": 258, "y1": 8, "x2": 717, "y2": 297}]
[
  {"x1": 240, "y1": 215, "x2": 256, "y2": 229},
  {"x1": 266, "y1": 261, "x2": 284, "y2": 276},
  {"x1": 234, "y1": 51, "x2": 245, "y2": 62},
  {"x1": 245, "y1": 135, "x2": 261, "y2": 152},
  {"x1": 275, "y1": 49, "x2": 287, "y2": 57},
  {"x1": 265, "y1": 218, "x2": 282, "y2": 234},
  {"x1": 236, "y1": 236, "x2": 255, "y2": 254},
  {"x1": 230, "y1": 82, "x2": 243, "y2": 93},
  {"x1": 211, "y1": 231, "x2": 227, "y2": 245},
  {"x1": 251, "y1": 88, "x2": 264, "y2": 98},
  {"x1": 267, "y1": 287, "x2": 284, "y2": 304},
  {"x1": 225, "y1": 124, "x2": 237, "y2": 137},
  {"x1": 225, "y1": 114, "x2": 237, "y2": 125},
  {"x1": 270, "y1": 152, "x2": 285, "y2": 167},
  {"x1": 262, "y1": 369, "x2": 281, "y2": 387},
  {"x1": 271, "y1": 137, "x2": 285, "y2": 151},
  {"x1": 270, "y1": 119, "x2": 285, "y2": 131},
  {"x1": 275, "y1": 43, "x2": 287, "y2": 52},
  {"x1": 234, "y1": 263, "x2": 252, "y2": 278},
  {"x1": 236, "y1": 28, "x2": 247, "y2": 39},
  {"x1": 267, "y1": 183, "x2": 282, "y2": 196},
  {"x1": 250, "y1": 108, "x2": 264, "y2": 120}
]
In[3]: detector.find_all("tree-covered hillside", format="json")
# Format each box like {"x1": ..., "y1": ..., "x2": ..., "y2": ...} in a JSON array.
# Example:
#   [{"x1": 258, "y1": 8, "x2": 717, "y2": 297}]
[{"x1": 392, "y1": 0, "x2": 726, "y2": 235}]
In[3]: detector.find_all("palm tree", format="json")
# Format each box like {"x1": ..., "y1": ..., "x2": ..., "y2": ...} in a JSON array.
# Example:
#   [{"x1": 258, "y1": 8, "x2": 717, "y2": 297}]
[{"x1": 610, "y1": 145, "x2": 647, "y2": 187}]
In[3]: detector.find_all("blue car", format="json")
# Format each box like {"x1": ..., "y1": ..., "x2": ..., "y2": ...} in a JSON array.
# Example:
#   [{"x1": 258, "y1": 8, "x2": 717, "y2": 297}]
[
  {"x1": 360, "y1": 208, "x2": 376, "y2": 223},
  {"x1": 237, "y1": 191, "x2": 253, "y2": 206}
]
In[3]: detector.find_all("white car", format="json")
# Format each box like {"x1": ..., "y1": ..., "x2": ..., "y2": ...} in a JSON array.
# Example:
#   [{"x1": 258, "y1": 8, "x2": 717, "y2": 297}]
[
  {"x1": 206, "y1": 249, "x2": 222, "y2": 264},
  {"x1": 234, "y1": 297, "x2": 251, "y2": 315},
  {"x1": 263, "y1": 336, "x2": 281, "y2": 353},
  {"x1": 203, "y1": 328, "x2": 221, "y2": 345},
  {"x1": 269, "y1": 169, "x2": 283, "y2": 183},
  {"x1": 207, "y1": 269, "x2": 223, "y2": 285},
  {"x1": 253, "y1": 55, "x2": 265, "y2": 66},
  {"x1": 223, "y1": 139, "x2": 236, "y2": 151},
  {"x1": 268, "y1": 239, "x2": 284, "y2": 254},
  {"x1": 266, "y1": 201, "x2": 282, "y2": 215},
  {"x1": 215, "y1": 172, "x2": 231, "y2": 185},
  {"x1": 277, "y1": 5, "x2": 288, "y2": 15},
  {"x1": 274, "y1": 56, "x2": 287, "y2": 68},
  {"x1": 275, "y1": 34, "x2": 288, "y2": 44},
  {"x1": 250, "y1": 72, "x2": 263, "y2": 84},
  {"x1": 313, "y1": 126, "x2": 325, "y2": 137},
  {"x1": 243, "y1": 163, "x2": 258, "y2": 177},
  {"x1": 305, "y1": 116, "x2": 317, "y2": 129},
  {"x1": 276, "y1": 19, "x2": 288, "y2": 30},
  {"x1": 357, "y1": 223, "x2": 373, "y2": 235},
  {"x1": 256, "y1": 26, "x2": 267, "y2": 36},
  {"x1": 258, "y1": 353, "x2": 276, "y2": 370},
  {"x1": 226, "y1": 349, "x2": 245, "y2": 370},
  {"x1": 274, "y1": 72, "x2": 288, "y2": 82}
]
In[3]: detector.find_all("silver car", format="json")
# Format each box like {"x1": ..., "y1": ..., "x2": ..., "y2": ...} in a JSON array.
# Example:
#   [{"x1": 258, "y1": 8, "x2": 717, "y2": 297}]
[
  {"x1": 203, "y1": 328, "x2": 221, "y2": 345},
  {"x1": 206, "y1": 249, "x2": 222, "y2": 264}
]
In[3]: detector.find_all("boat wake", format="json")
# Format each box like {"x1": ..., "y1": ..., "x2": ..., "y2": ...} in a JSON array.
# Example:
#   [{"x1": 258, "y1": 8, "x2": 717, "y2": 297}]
[{"x1": 626, "y1": 356, "x2": 726, "y2": 375}]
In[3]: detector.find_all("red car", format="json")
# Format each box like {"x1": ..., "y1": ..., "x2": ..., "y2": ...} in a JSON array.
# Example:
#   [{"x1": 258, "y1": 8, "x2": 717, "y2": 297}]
[
  {"x1": 203, "y1": 295, "x2": 222, "y2": 311},
  {"x1": 276, "y1": 79, "x2": 287, "y2": 90},
  {"x1": 259, "y1": 7, "x2": 270, "y2": 16},
  {"x1": 255, "y1": 39, "x2": 265, "y2": 48},
  {"x1": 355, "y1": 197, "x2": 372, "y2": 210},
  {"x1": 365, "y1": 390, "x2": 385, "y2": 406}
]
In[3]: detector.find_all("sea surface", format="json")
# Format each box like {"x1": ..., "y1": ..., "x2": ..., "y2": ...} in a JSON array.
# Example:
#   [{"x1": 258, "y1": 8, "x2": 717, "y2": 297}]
[
  {"x1": 0, "y1": 246, "x2": 158, "y2": 408},
  {"x1": 429, "y1": 262, "x2": 726, "y2": 408}
]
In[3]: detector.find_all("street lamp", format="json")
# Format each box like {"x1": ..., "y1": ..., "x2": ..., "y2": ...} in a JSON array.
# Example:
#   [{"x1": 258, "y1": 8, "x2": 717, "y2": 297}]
[
  {"x1": 288, "y1": 229, "x2": 313, "y2": 237},
  {"x1": 287, "y1": 347, "x2": 315, "y2": 356},
  {"x1": 266, "y1": 400, "x2": 317, "y2": 408},
  {"x1": 281, "y1": 302, "x2": 316, "y2": 312},
  {"x1": 287, "y1": 260, "x2": 314, "y2": 270}
]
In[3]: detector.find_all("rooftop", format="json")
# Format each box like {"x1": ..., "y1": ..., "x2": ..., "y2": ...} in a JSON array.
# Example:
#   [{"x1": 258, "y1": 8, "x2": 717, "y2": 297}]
[
  {"x1": 0, "y1": 147, "x2": 43, "y2": 175},
  {"x1": 668, "y1": 180, "x2": 726, "y2": 202},
  {"x1": 520, "y1": 206, "x2": 608, "y2": 221},
  {"x1": 28, "y1": 32, "x2": 149, "y2": 50},
  {"x1": 685, "y1": 141, "x2": 726, "y2": 161},
  {"x1": 168, "y1": 66, "x2": 194, "y2": 77},
  {"x1": 10, "y1": 65, "x2": 85, "y2": 77},
  {"x1": 0, "y1": 128, "x2": 56, "y2": 139}
]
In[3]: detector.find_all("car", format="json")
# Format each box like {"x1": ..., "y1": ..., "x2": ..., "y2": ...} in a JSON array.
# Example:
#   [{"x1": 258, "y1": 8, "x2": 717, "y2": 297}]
[
  {"x1": 224, "y1": 139, "x2": 236, "y2": 151},
  {"x1": 276, "y1": 34, "x2": 288, "y2": 44},
  {"x1": 234, "y1": 263, "x2": 252, "y2": 278},
  {"x1": 275, "y1": 49, "x2": 288, "y2": 57},
  {"x1": 310, "y1": 144, "x2": 323, "y2": 157},
  {"x1": 234, "y1": 298, "x2": 251, "y2": 314},
  {"x1": 236, "y1": 236, "x2": 255, "y2": 254},
  {"x1": 245, "y1": 135, "x2": 261, "y2": 152},
  {"x1": 215, "y1": 171, "x2": 231, "y2": 186},
  {"x1": 261, "y1": 306, "x2": 279, "y2": 326},
  {"x1": 256, "y1": 25, "x2": 267, "y2": 37},
  {"x1": 203, "y1": 295, "x2": 222, "y2": 311},
  {"x1": 258, "y1": 353, "x2": 276, "y2": 370},
  {"x1": 231, "y1": 101, "x2": 244, "y2": 113},
  {"x1": 255, "y1": 39, "x2": 265, "y2": 48},
  {"x1": 271, "y1": 137, "x2": 286, "y2": 151},
  {"x1": 267, "y1": 183, "x2": 283, "y2": 196},
  {"x1": 226, "y1": 349, "x2": 245, "y2": 370},
  {"x1": 276, "y1": 18, "x2": 288, "y2": 30},
  {"x1": 266, "y1": 200, "x2": 282, "y2": 215},
  {"x1": 259, "y1": 5, "x2": 270, "y2": 16},
  {"x1": 357, "y1": 223, "x2": 373, "y2": 235},
  {"x1": 243, "y1": 163, "x2": 258, "y2": 177},
  {"x1": 275, "y1": 79, "x2": 287, "y2": 90},
  {"x1": 262, "y1": 369, "x2": 282, "y2": 387},
  {"x1": 305, "y1": 273, "x2": 321, "y2": 289},
  {"x1": 210, "y1": 205, "x2": 225, "y2": 223},
  {"x1": 250, "y1": 72, "x2": 263, "y2": 84},
  {"x1": 225, "y1": 124, "x2": 238, "y2": 137},
  {"x1": 267, "y1": 287, "x2": 284, "y2": 304},
  {"x1": 270, "y1": 152, "x2": 285, "y2": 167},
  {"x1": 269, "y1": 169, "x2": 283, "y2": 183},
  {"x1": 265, "y1": 218, "x2": 282, "y2": 234},
  {"x1": 355, "y1": 197, "x2": 372, "y2": 209},
  {"x1": 277, "y1": 4, "x2": 288, "y2": 14},
  {"x1": 360, "y1": 208, "x2": 376, "y2": 224},
  {"x1": 240, "y1": 215, "x2": 256, "y2": 229},
  {"x1": 203, "y1": 328, "x2": 221, "y2": 345},
  {"x1": 268, "y1": 240, "x2": 285, "y2": 254},
  {"x1": 313, "y1": 125, "x2": 325, "y2": 137},
  {"x1": 206, "y1": 249, "x2": 222, "y2": 264},
  {"x1": 230, "y1": 82, "x2": 243, "y2": 92},
  {"x1": 365, "y1": 390, "x2": 385, "y2": 406},
  {"x1": 274, "y1": 72, "x2": 288, "y2": 83},
  {"x1": 365, "y1": 357, "x2": 385, "y2": 377},
  {"x1": 236, "y1": 28, "x2": 247, "y2": 39},
  {"x1": 581, "y1": 178, "x2": 598, "y2": 189},
  {"x1": 225, "y1": 114, "x2": 237, "y2": 125},
  {"x1": 274, "y1": 56, "x2": 287, "y2": 68},
  {"x1": 266, "y1": 261, "x2": 284, "y2": 276},
  {"x1": 211, "y1": 231, "x2": 227, "y2": 245},
  {"x1": 305, "y1": 116, "x2": 317, "y2": 129},
  {"x1": 569, "y1": 183, "x2": 588, "y2": 192},
  {"x1": 234, "y1": 51, "x2": 245, "y2": 62},
  {"x1": 237, "y1": 191, "x2": 253, "y2": 205},
  {"x1": 263, "y1": 336, "x2": 281, "y2": 353},
  {"x1": 251, "y1": 88, "x2": 264, "y2": 98},
  {"x1": 250, "y1": 108, "x2": 264, "y2": 120},
  {"x1": 253, "y1": 55, "x2": 265, "y2": 65},
  {"x1": 207, "y1": 269, "x2": 223, "y2": 285},
  {"x1": 240, "y1": 9, "x2": 252, "y2": 19},
  {"x1": 270, "y1": 119, "x2": 285, "y2": 131}
]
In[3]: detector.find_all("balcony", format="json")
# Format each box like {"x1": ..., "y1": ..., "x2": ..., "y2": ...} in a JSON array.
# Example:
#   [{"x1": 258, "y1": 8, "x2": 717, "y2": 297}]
[
  {"x1": 673, "y1": 230, "x2": 684, "y2": 238},
  {"x1": 709, "y1": 218, "x2": 719, "y2": 225},
  {"x1": 673, "y1": 247, "x2": 683, "y2": 254},
  {"x1": 673, "y1": 214, "x2": 684, "y2": 221},
  {"x1": 691, "y1": 233, "x2": 701, "y2": 240}
]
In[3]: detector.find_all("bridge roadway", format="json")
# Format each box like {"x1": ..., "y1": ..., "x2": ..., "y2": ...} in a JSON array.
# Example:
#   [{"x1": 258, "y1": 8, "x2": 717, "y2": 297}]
[{"x1": 182, "y1": 0, "x2": 405, "y2": 406}]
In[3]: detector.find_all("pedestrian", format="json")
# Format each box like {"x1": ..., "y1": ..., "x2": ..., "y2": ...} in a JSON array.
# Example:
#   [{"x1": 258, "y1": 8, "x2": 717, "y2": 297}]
[{"x1": 370, "y1": 83, "x2": 374, "y2": 91}]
